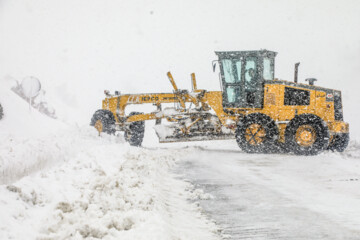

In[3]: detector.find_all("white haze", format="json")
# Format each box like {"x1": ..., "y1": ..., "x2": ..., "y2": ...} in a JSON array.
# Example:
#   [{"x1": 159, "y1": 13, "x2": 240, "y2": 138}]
[{"x1": 0, "y1": 0, "x2": 360, "y2": 139}]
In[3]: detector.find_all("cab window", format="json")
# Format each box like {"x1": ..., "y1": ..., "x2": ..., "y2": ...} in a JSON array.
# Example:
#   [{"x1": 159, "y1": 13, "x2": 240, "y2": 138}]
[
  {"x1": 226, "y1": 86, "x2": 240, "y2": 103},
  {"x1": 263, "y1": 58, "x2": 274, "y2": 80},
  {"x1": 235, "y1": 60, "x2": 242, "y2": 83},
  {"x1": 222, "y1": 59, "x2": 235, "y2": 83},
  {"x1": 244, "y1": 58, "x2": 257, "y2": 91}
]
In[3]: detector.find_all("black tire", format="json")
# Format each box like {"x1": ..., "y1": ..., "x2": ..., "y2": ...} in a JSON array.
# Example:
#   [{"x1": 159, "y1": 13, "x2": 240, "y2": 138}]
[
  {"x1": 285, "y1": 114, "x2": 329, "y2": 155},
  {"x1": 0, "y1": 103, "x2": 3, "y2": 120},
  {"x1": 124, "y1": 112, "x2": 145, "y2": 147},
  {"x1": 90, "y1": 109, "x2": 116, "y2": 135},
  {"x1": 328, "y1": 133, "x2": 349, "y2": 152},
  {"x1": 236, "y1": 113, "x2": 279, "y2": 153}
]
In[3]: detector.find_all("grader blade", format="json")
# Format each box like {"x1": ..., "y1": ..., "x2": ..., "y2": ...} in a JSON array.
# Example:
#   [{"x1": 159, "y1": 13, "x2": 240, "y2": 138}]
[
  {"x1": 157, "y1": 134, "x2": 235, "y2": 143},
  {"x1": 153, "y1": 124, "x2": 235, "y2": 143}
]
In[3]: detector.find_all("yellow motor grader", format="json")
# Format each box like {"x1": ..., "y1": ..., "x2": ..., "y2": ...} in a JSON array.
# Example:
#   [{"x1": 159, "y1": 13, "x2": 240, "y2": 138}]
[{"x1": 91, "y1": 50, "x2": 349, "y2": 155}]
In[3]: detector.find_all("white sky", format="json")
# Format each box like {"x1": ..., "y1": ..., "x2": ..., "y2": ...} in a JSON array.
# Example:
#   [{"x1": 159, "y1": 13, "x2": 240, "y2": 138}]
[{"x1": 1, "y1": 0, "x2": 360, "y2": 138}]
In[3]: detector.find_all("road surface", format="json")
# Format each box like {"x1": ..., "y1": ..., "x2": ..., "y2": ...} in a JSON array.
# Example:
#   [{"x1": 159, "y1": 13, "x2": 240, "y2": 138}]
[{"x1": 175, "y1": 141, "x2": 360, "y2": 239}]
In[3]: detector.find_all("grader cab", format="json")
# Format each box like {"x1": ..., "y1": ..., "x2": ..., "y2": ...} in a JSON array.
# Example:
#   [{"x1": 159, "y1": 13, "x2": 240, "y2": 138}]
[{"x1": 91, "y1": 50, "x2": 349, "y2": 155}]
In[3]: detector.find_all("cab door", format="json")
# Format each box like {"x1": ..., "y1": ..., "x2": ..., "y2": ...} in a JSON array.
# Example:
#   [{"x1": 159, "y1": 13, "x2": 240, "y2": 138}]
[
  {"x1": 221, "y1": 57, "x2": 264, "y2": 109},
  {"x1": 243, "y1": 57, "x2": 263, "y2": 108},
  {"x1": 221, "y1": 58, "x2": 243, "y2": 108}
]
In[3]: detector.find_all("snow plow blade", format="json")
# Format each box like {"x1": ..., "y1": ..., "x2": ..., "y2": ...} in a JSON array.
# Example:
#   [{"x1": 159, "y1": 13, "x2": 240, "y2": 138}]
[
  {"x1": 153, "y1": 124, "x2": 234, "y2": 143},
  {"x1": 157, "y1": 133, "x2": 235, "y2": 143}
]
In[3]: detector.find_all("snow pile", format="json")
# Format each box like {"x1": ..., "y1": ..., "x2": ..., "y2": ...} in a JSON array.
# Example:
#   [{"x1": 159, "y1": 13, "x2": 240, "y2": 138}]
[{"x1": 0, "y1": 126, "x2": 219, "y2": 240}]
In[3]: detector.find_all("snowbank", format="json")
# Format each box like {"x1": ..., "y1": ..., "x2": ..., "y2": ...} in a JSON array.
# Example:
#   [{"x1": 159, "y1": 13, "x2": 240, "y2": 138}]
[{"x1": 0, "y1": 128, "x2": 219, "y2": 239}]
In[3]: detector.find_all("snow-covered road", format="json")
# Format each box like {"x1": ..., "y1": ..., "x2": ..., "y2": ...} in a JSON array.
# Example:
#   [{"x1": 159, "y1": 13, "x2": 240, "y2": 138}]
[{"x1": 176, "y1": 141, "x2": 360, "y2": 239}]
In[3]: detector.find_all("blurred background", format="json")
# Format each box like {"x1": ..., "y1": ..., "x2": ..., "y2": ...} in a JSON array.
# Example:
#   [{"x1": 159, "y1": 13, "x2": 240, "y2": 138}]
[{"x1": 1, "y1": 0, "x2": 359, "y2": 139}]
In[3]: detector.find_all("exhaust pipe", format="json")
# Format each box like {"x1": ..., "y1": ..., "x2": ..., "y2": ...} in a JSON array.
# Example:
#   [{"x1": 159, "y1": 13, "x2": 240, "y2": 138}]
[{"x1": 294, "y1": 62, "x2": 300, "y2": 83}]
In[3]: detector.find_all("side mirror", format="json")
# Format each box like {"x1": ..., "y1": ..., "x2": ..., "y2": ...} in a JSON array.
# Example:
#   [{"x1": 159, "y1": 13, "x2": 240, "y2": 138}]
[{"x1": 212, "y1": 60, "x2": 218, "y2": 72}]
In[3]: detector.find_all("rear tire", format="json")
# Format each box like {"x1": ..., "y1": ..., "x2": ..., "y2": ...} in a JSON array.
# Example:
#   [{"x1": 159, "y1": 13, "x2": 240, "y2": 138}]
[
  {"x1": 124, "y1": 112, "x2": 145, "y2": 147},
  {"x1": 285, "y1": 114, "x2": 329, "y2": 155},
  {"x1": 236, "y1": 113, "x2": 279, "y2": 153},
  {"x1": 328, "y1": 133, "x2": 349, "y2": 152},
  {"x1": 90, "y1": 109, "x2": 116, "y2": 135}
]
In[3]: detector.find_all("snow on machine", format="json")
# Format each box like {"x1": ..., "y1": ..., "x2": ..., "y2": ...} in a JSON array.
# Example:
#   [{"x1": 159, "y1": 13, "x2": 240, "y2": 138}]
[{"x1": 91, "y1": 50, "x2": 349, "y2": 155}]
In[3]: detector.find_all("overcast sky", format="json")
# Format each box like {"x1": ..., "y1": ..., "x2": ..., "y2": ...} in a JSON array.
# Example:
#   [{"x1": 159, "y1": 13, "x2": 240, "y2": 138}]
[{"x1": 1, "y1": 0, "x2": 360, "y2": 138}]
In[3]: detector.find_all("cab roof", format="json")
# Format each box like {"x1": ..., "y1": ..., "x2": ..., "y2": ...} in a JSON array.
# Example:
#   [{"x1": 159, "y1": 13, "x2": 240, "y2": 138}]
[{"x1": 215, "y1": 50, "x2": 277, "y2": 59}]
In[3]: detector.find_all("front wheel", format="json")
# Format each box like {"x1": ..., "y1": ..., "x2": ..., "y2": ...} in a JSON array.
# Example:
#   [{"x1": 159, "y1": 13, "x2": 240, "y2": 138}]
[
  {"x1": 236, "y1": 113, "x2": 279, "y2": 153},
  {"x1": 124, "y1": 112, "x2": 145, "y2": 147}
]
